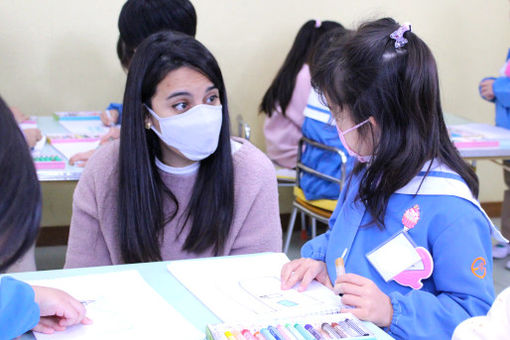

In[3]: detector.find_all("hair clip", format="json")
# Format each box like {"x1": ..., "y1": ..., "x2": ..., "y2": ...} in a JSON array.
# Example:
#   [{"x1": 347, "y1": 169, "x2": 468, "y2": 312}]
[
  {"x1": 315, "y1": 19, "x2": 322, "y2": 28},
  {"x1": 390, "y1": 23, "x2": 411, "y2": 49}
]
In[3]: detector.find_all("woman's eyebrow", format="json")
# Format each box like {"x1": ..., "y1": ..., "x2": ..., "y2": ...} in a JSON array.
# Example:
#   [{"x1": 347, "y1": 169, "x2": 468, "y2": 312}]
[{"x1": 166, "y1": 91, "x2": 191, "y2": 100}]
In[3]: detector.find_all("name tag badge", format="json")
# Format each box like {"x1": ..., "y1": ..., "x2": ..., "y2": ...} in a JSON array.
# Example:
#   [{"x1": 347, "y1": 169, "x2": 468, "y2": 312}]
[{"x1": 366, "y1": 232, "x2": 421, "y2": 282}]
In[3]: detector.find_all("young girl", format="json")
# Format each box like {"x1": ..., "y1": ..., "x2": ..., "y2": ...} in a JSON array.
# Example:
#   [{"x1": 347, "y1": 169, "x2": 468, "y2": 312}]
[
  {"x1": 69, "y1": 0, "x2": 197, "y2": 166},
  {"x1": 64, "y1": 31, "x2": 281, "y2": 267},
  {"x1": 260, "y1": 19, "x2": 344, "y2": 169},
  {"x1": 0, "y1": 96, "x2": 90, "y2": 337},
  {"x1": 280, "y1": 18, "x2": 506, "y2": 339},
  {"x1": 479, "y1": 51, "x2": 510, "y2": 268}
]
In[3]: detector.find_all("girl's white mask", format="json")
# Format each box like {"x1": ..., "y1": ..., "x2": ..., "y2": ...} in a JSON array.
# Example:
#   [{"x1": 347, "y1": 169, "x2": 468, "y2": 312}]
[{"x1": 145, "y1": 104, "x2": 223, "y2": 161}]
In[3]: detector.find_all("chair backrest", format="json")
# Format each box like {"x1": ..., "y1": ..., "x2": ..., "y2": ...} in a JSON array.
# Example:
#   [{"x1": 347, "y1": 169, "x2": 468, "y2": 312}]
[
  {"x1": 236, "y1": 114, "x2": 251, "y2": 141},
  {"x1": 297, "y1": 136, "x2": 349, "y2": 198}
]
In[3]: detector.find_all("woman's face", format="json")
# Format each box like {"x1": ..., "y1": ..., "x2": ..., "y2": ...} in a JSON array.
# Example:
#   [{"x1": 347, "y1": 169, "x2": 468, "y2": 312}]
[
  {"x1": 147, "y1": 66, "x2": 221, "y2": 166},
  {"x1": 149, "y1": 66, "x2": 220, "y2": 121}
]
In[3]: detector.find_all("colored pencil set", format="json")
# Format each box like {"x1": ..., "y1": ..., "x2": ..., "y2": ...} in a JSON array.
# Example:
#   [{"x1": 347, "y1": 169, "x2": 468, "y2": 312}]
[{"x1": 207, "y1": 313, "x2": 375, "y2": 340}]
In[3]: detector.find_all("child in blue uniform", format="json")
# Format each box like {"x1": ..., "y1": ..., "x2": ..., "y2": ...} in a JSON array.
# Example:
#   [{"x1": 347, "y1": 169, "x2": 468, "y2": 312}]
[
  {"x1": 0, "y1": 95, "x2": 90, "y2": 338},
  {"x1": 281, "y1": 18, "x2": 506, "y2": 340},
  {"x1": 479, "y1": 49, "x2": 510, "y2": 267}
]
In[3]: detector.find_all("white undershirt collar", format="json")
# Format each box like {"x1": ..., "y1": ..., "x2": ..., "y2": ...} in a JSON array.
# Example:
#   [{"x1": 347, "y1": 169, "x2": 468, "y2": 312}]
[{"x1": 155, "y1": 139, "x2": 243, "y2": 175}]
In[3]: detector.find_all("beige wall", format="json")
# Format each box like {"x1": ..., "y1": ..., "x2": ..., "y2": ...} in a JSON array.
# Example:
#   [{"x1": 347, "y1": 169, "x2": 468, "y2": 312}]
[{"x1": 1, "y1": 0, "x2": 509, "y2": 203}]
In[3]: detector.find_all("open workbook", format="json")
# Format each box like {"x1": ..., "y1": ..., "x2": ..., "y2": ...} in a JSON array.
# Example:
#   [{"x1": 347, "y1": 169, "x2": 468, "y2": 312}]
[{"x1": 167, "y1": 252, "x2": 376, "y2": 339}]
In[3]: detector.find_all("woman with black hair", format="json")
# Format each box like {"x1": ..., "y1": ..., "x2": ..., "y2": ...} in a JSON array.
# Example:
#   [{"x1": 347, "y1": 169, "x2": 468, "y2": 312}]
[
  {"x1": 260, "y1": 19, "x2": 343, "y2": 169},
  {"x1": 281, "y1": 18, "x2": 506, "y2": 339},
  {"x1": 0, "y1": 96, "x2": 90, "y2": 337},
  {"x1": 70, "y1": 0, "x2": 197, "y2": 166},
  {"x1": 65, "y1": 31, "x2": 281, "y2": 267}
]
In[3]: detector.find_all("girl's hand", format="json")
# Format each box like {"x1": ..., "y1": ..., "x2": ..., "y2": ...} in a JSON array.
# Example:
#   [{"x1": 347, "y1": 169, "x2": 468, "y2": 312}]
[
  {"x1": 100, "y1": 109, "x2": 119, "y2": 126},
  {"x1": 31, "y1": 286, "x2": 92, "y2": 334},
  {"x1": 23, "y1": 128, "x2": 43, "y2": 148},
  {"x1": 336, "y1": 273, "x2": 393, "y2": 327},
  {"x1": 69, "y1": 149, "x2": 95, "y2": 167},
  {"x1": 99, "y1": 127, "x2": 121, "y2": 145},
  {"x1": 10, "y1": 106, "x2": 28, "y2": 123},
  {"x1": 281, "y1": 258, "x2": 333, "y2": 292},
  {"x1": 480, "y1": 79, "x2": 495, "y2": 100}
]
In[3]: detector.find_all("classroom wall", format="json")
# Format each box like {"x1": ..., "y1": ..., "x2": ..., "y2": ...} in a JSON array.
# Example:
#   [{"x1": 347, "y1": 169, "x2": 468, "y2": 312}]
[{"x1": 0, "y1": 0, "x2": 509, "y2": 206}]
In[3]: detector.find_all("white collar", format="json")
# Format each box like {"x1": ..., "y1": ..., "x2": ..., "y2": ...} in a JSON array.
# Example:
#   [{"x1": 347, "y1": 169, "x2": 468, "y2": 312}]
[
  {"x1": 154, "y1": 139, "x2": 243, "y2": 175},
  {"x1": 155, "y1": 157, "x2": 199, "y2": 175},
  {"x1": 395, "y1": 159, "x2": 507, "y2": 243}
]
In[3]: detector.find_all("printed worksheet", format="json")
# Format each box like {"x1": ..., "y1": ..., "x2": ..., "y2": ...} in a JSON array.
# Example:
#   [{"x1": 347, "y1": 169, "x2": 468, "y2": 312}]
[
  {"x1": 59, "y1": 120, "x2": 109, "y2": 136},
  {"x1": 28, "y1": 270, "x2": 204, "y2": 340},
  {"x1": 167, "y1": 253, "x2": 343, "y2": 322}
]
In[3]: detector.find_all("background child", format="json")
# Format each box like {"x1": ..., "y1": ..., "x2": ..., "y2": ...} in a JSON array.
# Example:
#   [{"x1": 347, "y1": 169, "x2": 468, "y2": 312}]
[
  {"x1": 300, "y1": 26, "x2": 353, "y2": 201},
  {"x1": 69, "y1": 0, "x2": 197, "y2": 166},
  {"x1": 479, "y1": 51, "x2": 510, "y2": 268},
  {"x1": 259, "y1": 19, "x2": 343, "y2": 169},
  {"x1": 280, "y1": 18, "x2": 504, "y2": 339},
  {"x1": 65, "y1": 31, "x2": 281, "y2": 268},
  {"x1": 0, "y1": 95, "x2": 90, "y2": 337}
]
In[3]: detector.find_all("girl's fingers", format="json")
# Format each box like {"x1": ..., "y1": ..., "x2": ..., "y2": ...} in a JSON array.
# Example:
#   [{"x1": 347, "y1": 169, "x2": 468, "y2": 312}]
[
  {"x1": 335, "y1": 282, "x2": 365, "y2": 297},
  {"x1": 298, "y1": 266, "x2": 320, "y2": 292},
  {"x1": 281, "y1": 260, "x2": 302, "y2": 287},
  {"x1": 282, "y1": 262, "x2": 310, "y2": 290},
  {"x1": 338, "y1": 273, "x2": 371, "y2": 286},
  {"x1": 81, "y1": 317, "x2": 93, "y2": 325},
  {"x1": 341, "y1": 293, "x2": 364, "y2": 309},
  {"x1": 34, "y1": 317, "x2": 65, "y2": 333}
]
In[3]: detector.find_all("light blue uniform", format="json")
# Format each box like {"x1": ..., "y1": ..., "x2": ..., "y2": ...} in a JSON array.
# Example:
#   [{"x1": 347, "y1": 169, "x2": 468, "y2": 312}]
[
  {"x1": 0, "y1": 276, "x2": 39, "y2": 339},
  {"x1": 302, "y1": 163, "x2": 501, "y2": 339}
]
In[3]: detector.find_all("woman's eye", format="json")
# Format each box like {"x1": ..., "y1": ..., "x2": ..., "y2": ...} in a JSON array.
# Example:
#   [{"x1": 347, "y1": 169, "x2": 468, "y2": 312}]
[
  {"x1": 206, "y1": 94, "x2": 218, "y2": 103},
  {"x1": 173, "y1": 102, "x2": 188, "y2": 111}
]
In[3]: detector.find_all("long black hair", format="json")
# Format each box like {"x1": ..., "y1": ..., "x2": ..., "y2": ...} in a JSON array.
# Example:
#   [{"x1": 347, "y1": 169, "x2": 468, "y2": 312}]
[
  {"x1": 259, "y1": 20, "x2": 345, "y2": 117},
  {"x1": 118, "y1": 31, "x2": 234, "y2": 263},
  {"x1": 312, "y1": 18, "x2": 478, "y2": 228},
  {"x1": 0, "y1": 95, "x2": 41, "y2": 272},
  {"x1": 117, "y1": 0, "x2": 197, "y2": 70}
]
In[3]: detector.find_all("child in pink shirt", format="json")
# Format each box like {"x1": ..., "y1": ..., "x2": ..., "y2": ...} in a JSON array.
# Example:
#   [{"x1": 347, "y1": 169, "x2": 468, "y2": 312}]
[{"x1": 260, "y1": 19, "x2": 344, "y2": 169}]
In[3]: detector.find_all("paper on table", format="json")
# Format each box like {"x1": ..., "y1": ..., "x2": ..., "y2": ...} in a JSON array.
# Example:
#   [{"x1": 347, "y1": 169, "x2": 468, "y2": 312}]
[
  {"x1": 29, "y1": 270, "x2": 204, "y2": 340},
  {"x1": 51, "y1": 141, "x2": 100, "y2": 160},
  {"x1": 59, "y1": 120, "x2": 109, "y2": 136},
  {"x1": 449, "y1": 123, "x2": 510, "y2": 140},
  {"x1": 167, "y1": 253, "x2": 343, "y2": 322}
]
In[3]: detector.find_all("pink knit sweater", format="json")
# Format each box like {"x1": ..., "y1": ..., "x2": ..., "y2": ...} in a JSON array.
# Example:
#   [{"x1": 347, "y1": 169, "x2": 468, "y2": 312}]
[
  {"x1": 64, "y1": 138, "x2": 282, "y2": 268},
  {"x1": 263, "y1": 64, "x2": 312, "y2": 169}
]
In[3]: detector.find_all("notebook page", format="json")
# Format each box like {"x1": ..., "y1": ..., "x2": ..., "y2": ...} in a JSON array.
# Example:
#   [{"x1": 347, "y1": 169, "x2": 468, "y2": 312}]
[
  {"x1": 28, "y1": 270, "x2": 204, "y2": 340},
  {"x1": 167, "y1": 253, "x2": 343, "y2": 322}
]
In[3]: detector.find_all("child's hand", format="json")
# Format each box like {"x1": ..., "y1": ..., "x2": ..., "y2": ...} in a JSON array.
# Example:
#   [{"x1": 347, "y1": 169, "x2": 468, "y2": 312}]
[
  {"x1": 280, "y1": 258, "x2": 333, "y2": 292},
  {"x1": 31, "y1": 286, "x2": 92, "y2": 334},
  {"x1": 480, "y1": 79, "x2": 495, "y2": 100},
  {"x1": 336, "y1": 273, "x2": 393, "y2": 327},
  {"x1": 100, "y1": 109, "x2": 119, "y2": 126},
  {"x1": 69, "y1": 149, "x2": 95, "y2": 167},
  {"x1": 23, "y1": 128, "x2": 43, "y2": 148},
  {"x1": 10, "y1": 106, "x2": 29, "y2": 123},
  {"x1": 99, "y1": 127, "x2": 121, "y2": 145}
]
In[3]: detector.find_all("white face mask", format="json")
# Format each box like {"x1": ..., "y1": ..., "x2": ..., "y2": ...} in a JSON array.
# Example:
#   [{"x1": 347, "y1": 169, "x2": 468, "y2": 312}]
[{"x1": 145, "y1": 104, "x2": 223, "y2": 161}]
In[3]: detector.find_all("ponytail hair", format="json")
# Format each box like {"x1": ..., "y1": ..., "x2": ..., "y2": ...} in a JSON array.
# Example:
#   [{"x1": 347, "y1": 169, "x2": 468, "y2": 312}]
[
  {"x1": 260, "y1": 20, "x2": 344, "y2": 117},
  {"x1": 312, "y1": 18, "x2": 478, "y2": 228}
]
